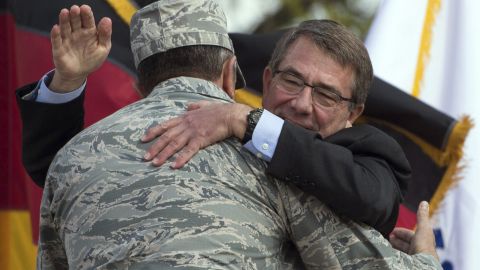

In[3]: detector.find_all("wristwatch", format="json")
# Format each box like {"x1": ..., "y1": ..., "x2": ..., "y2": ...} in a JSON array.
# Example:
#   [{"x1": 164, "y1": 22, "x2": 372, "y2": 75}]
[{"x1": 242, "y1": 108, "x2": 264, "y2": 144}]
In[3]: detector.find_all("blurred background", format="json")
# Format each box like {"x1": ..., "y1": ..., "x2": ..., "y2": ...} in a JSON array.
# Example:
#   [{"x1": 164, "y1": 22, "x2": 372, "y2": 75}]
[{"x1": 218, "y1": 0, "x2": 380, "y2": 37}]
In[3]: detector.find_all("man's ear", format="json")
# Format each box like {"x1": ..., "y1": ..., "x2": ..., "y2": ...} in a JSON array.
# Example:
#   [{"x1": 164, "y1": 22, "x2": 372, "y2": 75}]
[
  {"x1": 221, "y1": 55, "x2": 236, "y2": 98},
  {"x1": 262, "y1": 67, "x2": 273, "y2": 98},
  {"x1": 348, "y1": 103, "x2": 364, "y2": 123}
]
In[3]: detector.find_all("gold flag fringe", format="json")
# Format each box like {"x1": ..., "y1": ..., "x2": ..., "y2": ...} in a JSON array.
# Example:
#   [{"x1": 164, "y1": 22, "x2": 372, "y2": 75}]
[
  {"x1": 358, "y1": 115, "x2": 473, "y2": 216},
  {"x1": 411, "y1": 0, "x2": 442, "y2": 97},
  {"x1": 429, "y1": 115, "x2": 473, "y2": 215}
]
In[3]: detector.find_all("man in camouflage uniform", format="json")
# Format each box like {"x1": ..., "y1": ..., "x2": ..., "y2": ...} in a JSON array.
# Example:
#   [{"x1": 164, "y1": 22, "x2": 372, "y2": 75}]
[{"x1": 38, "y1": 0, "x2": 441, "y2": 269}]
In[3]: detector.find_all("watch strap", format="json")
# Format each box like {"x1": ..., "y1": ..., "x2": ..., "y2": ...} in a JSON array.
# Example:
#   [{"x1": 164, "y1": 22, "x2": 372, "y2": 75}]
[{"x1": 242, "y1": 108, "x2": 264, "y2": 144}]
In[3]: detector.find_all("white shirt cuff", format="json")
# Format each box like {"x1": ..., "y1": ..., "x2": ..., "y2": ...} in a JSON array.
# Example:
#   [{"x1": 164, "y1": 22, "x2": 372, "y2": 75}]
[
  {"x1": 36, "y1": 70, "x2": 86, "y2": 104},
  {"x1": 243, "y1": 109, "x2": 284, "y2": 161}
]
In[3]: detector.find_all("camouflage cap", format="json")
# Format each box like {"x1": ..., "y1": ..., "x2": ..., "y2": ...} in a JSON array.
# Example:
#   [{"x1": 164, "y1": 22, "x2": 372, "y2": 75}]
[{"x1": 130, "y1": 0, "x2": 246, "y2": 89}]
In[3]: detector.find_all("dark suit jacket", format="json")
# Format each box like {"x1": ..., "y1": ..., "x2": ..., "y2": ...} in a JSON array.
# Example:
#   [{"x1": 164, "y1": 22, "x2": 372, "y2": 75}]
[
  {"x1": 268, "y1": 121, "x2": 410, "y2": 236},
  {"x1": 16, "y1": 83, "x2": 410, "y2": 236},
  {"x1": 16, "y1": 82, "x2": 85, "y2": 187}
]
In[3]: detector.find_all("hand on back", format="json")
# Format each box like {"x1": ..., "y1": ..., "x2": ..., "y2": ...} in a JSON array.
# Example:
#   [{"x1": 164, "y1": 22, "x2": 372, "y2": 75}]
[{"x1": 142, "y1": 101, "x2": 252, "y2": 168}]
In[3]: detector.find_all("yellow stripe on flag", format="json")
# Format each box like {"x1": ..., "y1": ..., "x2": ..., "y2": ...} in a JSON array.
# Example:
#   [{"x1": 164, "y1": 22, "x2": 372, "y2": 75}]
[
  {"x1": 105, "y1": 0, "x2": 138, "y2": 25},
  {"x1": 0, "y1": 210, "x2": 37, "y2": 270},
  {"x1": 235, "y1": 89, "x2": 262, "y2": 108}
]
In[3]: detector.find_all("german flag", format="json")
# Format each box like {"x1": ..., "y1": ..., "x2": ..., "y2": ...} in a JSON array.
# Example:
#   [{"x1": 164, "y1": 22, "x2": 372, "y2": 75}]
[
  {"x1": 1, "y1": 1, "x2": 140, "y2": 269},
  {"x1": 0, "y1": 1, "x2": 471, "y2": 269}
]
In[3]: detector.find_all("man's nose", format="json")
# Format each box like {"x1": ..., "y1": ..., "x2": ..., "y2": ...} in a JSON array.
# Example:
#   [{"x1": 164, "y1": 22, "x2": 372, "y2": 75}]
[{"x1": 291, "y1": 87, "x2": 313, "y2": 114}]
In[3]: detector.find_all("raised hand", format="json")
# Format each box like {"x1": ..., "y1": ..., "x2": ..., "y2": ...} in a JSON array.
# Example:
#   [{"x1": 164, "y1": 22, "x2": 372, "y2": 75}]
[
  {"x1": 142, "y1": 101, "x2": 252, "y2": 168},
  {"x1": 49, "y1": 5, "x2": 112, "y2": 92},
  {"x1": 389, "y1": 201, "x2": 439, "y2": 261}
]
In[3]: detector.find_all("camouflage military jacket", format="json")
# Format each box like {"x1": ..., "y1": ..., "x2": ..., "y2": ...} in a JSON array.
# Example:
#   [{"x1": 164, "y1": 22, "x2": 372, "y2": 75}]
[{"x1": 38, "y1": 77, "x2": 441, "y2": 270}]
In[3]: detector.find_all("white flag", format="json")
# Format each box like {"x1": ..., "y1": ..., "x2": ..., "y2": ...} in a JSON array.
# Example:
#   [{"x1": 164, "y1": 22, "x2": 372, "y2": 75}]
[{"x1": 365, "y1": 0, "x2": 480, "y2": 269}]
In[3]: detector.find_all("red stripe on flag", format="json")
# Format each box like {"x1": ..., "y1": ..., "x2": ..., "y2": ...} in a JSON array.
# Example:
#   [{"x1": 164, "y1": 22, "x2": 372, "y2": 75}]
[
  {"x1": 83, "y1": 62, "x2": 139, "y2": 127},
  {"x1": 2, "y1": 16, "x2": 139, "y2": 242},
  {"x1": 0, "y1": 14, "x2": 35, "y2": 212},
  {"x1": 396, "y1": 204, "x2": 417, "y2": 229}
]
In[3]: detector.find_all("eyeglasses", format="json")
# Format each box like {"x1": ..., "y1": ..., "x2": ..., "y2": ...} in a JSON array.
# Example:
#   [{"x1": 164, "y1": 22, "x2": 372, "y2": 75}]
[{"x1": 274, "y1": 70, "x2": 354, "y2": 107}]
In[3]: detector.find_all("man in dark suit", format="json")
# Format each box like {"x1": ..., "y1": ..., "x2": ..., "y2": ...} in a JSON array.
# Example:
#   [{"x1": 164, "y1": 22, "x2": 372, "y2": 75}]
[{"x1": 18, "y1": 5, "x2": 408, "y2": 238}]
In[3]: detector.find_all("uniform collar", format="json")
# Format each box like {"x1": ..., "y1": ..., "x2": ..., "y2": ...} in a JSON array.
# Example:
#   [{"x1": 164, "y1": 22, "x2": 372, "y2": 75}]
[{"x1": 148, "y1": 76, "x2": 234, "y2": 102}]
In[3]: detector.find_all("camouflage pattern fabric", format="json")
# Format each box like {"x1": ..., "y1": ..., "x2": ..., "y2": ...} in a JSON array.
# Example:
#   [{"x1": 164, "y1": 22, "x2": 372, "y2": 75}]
[
  {"x1": 38, "y1": 77, "x2": 441, "y2": 269},
  {"x1": 130, "y1": 0, "x2": 245, "y2": 88}
]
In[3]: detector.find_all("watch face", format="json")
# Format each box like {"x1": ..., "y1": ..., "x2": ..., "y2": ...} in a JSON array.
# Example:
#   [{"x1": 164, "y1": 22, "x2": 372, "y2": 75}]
[
  {"x1": 249, "y1": 109, "x2": 263, "y2": 126},
  {"x1": 243, "y1": 109, "x2": 263, "y2": 144}
]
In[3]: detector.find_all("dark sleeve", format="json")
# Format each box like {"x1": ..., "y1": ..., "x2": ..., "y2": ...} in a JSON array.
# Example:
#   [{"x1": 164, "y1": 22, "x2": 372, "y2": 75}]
[
  {"x1": 266, "y1": 122, "x2": 411, "y2": 236},
  {"x1": 15, "y1": 82, "x2": 85, "y2": 187}
]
